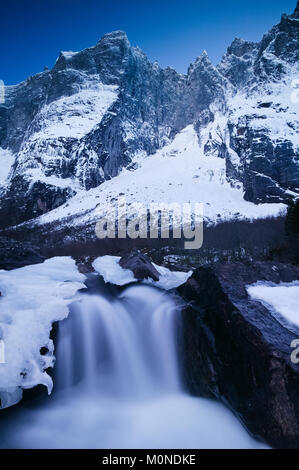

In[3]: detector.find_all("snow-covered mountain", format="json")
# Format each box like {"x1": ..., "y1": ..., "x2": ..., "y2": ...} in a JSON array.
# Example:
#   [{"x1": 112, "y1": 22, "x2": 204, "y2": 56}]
[{"x1": 0, "y1": 3, "x2": 298, "y2": 236}]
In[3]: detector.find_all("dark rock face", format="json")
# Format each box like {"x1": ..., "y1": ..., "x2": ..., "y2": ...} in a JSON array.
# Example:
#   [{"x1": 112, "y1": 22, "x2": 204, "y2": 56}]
[
  {"x1": 119, "y1": 250, "x2": 160, "y2": 281},
  {"x1": 228, "y1": 123, "x2": 299, "y2": 203},
  {"x1": 0, "y1": 236, "x2": 44, "y2": 270},
  {"x1": 218, "y1": 38, "x2": 259, "y2": 88},
  {"x1": 218, "y1": 5, "x2": 299, "y2": 204},
  {"x1": 178, "y1": 261, "x2": 299, "y2": 449},
  {"x1": 0, "y1": 177, "x2": 75, "y2": 229}
]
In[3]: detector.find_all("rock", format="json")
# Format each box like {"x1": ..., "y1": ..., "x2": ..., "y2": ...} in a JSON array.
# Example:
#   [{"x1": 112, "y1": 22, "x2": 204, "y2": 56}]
[
  {"x1": 178, "y1": 261, "x2": 299, "y2": 449},
  {"x1": 119, "y1": 250, "x2": 160, "y2": 282},
  {"x1": 0, "y1": 236, "x2": 44, "y2": 270},
  {"x1": 229, "y1": 123, "x2": 299, "y2": 204}
]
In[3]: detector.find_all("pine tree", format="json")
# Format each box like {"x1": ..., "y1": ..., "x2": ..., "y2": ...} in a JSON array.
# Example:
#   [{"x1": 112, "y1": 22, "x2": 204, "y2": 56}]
[{"x1": 285, "y1": 199, "x2": 299, "y2": 235}]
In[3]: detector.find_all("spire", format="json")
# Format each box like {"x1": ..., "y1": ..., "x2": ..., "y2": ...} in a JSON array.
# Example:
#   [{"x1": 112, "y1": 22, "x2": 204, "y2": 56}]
[
  {"x1": 97, "y1": 30, "x2": 130, "y2": 47},
  {"x1": 291, "y1": 0, "x2": 299, "y2": 18}
]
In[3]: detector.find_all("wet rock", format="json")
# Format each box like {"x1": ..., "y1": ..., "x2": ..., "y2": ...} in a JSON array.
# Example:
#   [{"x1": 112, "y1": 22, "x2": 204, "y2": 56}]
[
  {"x1": 178, "y1": 261, "x2": 299, "y2": 449},
  {"x1": 119, "y1": 250, "x2": 160, "y2": 281}
]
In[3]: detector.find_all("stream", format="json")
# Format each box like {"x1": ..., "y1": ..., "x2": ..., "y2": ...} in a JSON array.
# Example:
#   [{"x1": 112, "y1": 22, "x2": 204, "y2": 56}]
[{"x1": 0, "y1": 275, "x2": 267, "y2": 448}]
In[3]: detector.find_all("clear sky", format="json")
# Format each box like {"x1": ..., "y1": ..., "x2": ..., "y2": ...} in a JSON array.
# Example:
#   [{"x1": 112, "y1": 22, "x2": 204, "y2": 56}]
[{"x1": 0, "y1": 0, "x2": 297, "y2": 85}]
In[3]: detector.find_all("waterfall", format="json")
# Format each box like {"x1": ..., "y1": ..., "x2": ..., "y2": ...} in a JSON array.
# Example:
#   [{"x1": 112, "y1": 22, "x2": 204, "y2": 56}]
[
  {"x1": 0, "y1": 278, "x2": 268, "y2": 449},
  {"x1": 55, "y1": 284, "x2": 181, "y2": 396}
]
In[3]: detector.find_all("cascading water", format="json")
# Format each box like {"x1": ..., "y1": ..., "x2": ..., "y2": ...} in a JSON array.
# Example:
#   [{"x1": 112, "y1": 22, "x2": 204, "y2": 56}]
[
  {"x1": 55, "y1": 284, "x2": 181, "y2": 396},
  {"x1": 0, "y1": 278, "x2": 268, "y2": 449}
]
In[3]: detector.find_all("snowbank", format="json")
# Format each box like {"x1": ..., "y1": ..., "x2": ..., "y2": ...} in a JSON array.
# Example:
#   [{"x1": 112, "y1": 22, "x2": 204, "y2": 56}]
[
  {"x1": 0, "y1": 257, "x2": 86, "y2": 408},
  {"x1": 247, "y1": 281, "x2": 299, "y2": 329},
  {"x1": 92, "y1": 255, "x2": 192, "y2": 290}
]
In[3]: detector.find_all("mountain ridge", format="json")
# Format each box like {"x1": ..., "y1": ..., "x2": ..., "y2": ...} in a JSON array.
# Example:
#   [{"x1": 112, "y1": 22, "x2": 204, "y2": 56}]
[{"x1": 0, "y1": 2, "x2": 298, "y2": 234}]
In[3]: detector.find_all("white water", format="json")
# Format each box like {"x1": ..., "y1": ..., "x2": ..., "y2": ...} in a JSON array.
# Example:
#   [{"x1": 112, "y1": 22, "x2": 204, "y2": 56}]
[
  {"x1": 0, "y1": 282, "x2": 267, "y2": 449},
  {"x1": 56, "y1": 285, "x2": 181, "y2": 396}
]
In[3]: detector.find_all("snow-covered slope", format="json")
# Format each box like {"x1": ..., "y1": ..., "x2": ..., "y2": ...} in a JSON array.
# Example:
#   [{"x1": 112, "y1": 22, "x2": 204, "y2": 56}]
[
  {"x1": 25, "y1": 79, "x2": 118, "y2": 141},
  {"x1": 19, "y1": 125, "x2": 285, "y2": 242},
  {"x1": 0, "y1": 257, "x2": 85, "y2": 408}
]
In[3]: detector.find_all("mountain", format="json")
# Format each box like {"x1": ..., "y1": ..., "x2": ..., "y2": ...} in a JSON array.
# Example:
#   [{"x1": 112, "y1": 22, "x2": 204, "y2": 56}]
[{"x1": 0, "y1": 3, "x2": 298, "y2": 238}]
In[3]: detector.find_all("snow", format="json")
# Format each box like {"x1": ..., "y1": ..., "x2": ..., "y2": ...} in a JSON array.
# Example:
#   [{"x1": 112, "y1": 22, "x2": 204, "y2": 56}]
[
  {"x1": 27, "y1": 78, "x2": 118, "y2": 140},
  {"x1": 27, "y1": 169, "x2": 81, "y2": 191},
  {"x1": 29, "y1": 124, "x2": 286, "y2": 234},
  {"x1": 61, "y1": 50, "x2": 78, "y2": 59},
  {"x1": 247, "y1": 281, "x2": 299, "y2": 329},
  {"x1": 93, "y1": 256, "x2": 136, "y2": 286},
  {"x1": 0, "y1": 257, "x2": 86, "y2": 409},
  {"x1": 7, "y1": 74, "x2": 119, "y2": 191},
  {"x1": 92, "y1": 255, "x2": 192, "y2": 290},
  {"x1": 0, "y1": 148, "x2": 15, "y2": 186},
  {"x1": 228, "y1": 68, "x2": 299, "y2": 151}
]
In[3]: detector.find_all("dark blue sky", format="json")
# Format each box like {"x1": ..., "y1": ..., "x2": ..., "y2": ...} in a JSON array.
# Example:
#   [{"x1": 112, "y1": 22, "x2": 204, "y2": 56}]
[{"x1": 1, "y1": 0, "x2": 297, "y2": 85}]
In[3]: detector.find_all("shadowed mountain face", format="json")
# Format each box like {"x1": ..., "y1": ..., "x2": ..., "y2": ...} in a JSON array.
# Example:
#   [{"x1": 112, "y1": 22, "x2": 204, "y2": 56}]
[{"x1": 0, "y1": 3, "x2": 298, "y2": 229}]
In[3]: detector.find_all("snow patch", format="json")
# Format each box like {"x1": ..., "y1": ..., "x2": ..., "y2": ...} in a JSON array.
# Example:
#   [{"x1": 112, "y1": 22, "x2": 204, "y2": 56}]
[
  {"x1": 28, "y1": 77, "x2": 118, "y2": 140},
  {"x1": 92, "y1": 255, "x2": 192, "y2": 290},
  {"x1": 0, "y1": 257, "x2": 86, "y2": 408},
  {"x1": 61, "y1": 50, "x2": 78, "y2": 59},
  {"x1": 228, "y1": 69, "x2": 299, "y2": 150},
  {"x1": 247, "y1": 281, "x2": 299, "y2": 329},
  {"x1": 0, "y1": 148, "x2": 15, "y2": 186}
]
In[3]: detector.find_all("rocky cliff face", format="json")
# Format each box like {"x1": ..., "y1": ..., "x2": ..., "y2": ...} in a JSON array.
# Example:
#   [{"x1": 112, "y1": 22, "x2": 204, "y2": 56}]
[
  {"x1": 179, "y1": 261, "x2": 299, "y2": 449},
  {"x1": 220, "y1": 5, "x2": 299, "y2": 203},
  {"x1": 0, "y1": 4, "x2": 298, "y2": 229}
]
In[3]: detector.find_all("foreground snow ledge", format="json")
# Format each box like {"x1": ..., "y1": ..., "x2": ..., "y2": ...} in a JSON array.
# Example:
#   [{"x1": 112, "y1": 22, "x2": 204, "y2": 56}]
[
  {"x1": 0, "y1": 257, "x2": 86, "y2": 409},
  {"x1": 92, "y1": 255, "x2": 192, "y2": 290},
  {"x1": 247, "y1": 281, "x2": 299, "y2": 330}
]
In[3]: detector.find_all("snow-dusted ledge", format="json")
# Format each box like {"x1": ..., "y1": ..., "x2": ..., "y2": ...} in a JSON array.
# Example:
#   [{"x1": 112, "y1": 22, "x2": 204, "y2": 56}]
[
  {"x1": 247, "y1": 281, "x2": 299, "y2": 329},
  {"x1": 0, "y1": 257, "x2": 86, "y2": 409},
  {"x1": 92, "y1": 255, "x2": 192, "y2": 290}
]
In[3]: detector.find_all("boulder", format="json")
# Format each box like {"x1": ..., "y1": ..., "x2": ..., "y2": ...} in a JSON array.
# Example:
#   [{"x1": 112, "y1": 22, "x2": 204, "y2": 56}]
[
  {"x1": 178, "y1": 261, "x2": 299, "y2": 449},
  {"x1": 119, "y1": 250, "x2": 160, "y2": 282}
]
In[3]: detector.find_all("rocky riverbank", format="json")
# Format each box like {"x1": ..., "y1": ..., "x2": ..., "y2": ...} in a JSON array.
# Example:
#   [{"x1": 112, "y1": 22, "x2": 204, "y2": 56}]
[{"x1": 178, "y1": 261, "x2": 299, "y2": 449}]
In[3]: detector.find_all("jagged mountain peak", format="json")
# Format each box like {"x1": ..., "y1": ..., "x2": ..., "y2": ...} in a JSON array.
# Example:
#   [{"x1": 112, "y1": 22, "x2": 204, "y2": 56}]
[
  {"x1": 189, "y1": 50, "x2": 211, "y2": 70},
  {"x1": 290, "y1": 0, "x2": 299, "y2": 19},
  {"x1": 97, "y1": 30, "x2": 129, "y2": 42},
  {"x1": 225, "y1": 38, "x2": 258, "y2": 58},
  {"x1": 96, "y1": 29, "x2": 131, "y2": 52},
  {"x1": 0, "y1": 5, "x2": 298, "y2": 231},
  {"x1": 197, "y1": 50, "x2": 209, "y2": 60},
  {"x1": 219, "y1": 3, "x2": 299, "y2": 88},
  {"x1": 52, "y1": 30, "x2": 132, "y2": 82}
]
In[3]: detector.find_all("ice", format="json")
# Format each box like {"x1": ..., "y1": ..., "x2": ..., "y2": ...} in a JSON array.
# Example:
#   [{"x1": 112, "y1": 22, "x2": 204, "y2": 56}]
[
  {"x1": 247, "y1": 281, "x2": 299, "y2": 329},
  {"x1": 92, "y1": 255, "x2": 192, "y2": 290},
  {"x1": 0, "y1": 257, "x2": 86, "y2": 408},
  {"x1": 92, "y1": 256, "x2": 136, "y2": 286}
]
